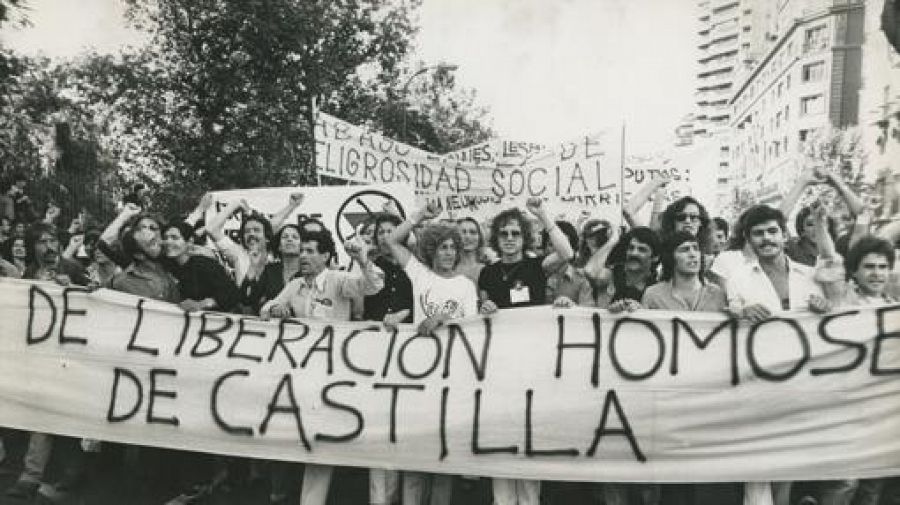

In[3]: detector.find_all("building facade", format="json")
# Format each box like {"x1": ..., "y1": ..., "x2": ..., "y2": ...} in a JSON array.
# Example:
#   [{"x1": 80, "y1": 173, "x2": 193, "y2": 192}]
[
  {"x1": 690, "y1": 0, "x2": 746, "y2": 216},
  {"x1": 728, "y1": 0, "x2": 865, "y2": 206}
]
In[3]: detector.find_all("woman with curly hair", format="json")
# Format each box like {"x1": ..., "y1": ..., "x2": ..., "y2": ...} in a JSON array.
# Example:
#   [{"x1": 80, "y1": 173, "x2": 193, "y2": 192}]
[{"x1": 386, "y1": 202, "x2": 478, "y2": 505}]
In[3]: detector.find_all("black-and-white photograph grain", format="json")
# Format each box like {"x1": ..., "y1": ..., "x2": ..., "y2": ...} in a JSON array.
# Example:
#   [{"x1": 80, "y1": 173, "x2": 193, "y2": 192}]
[{"x1": 0, "y1": 0, "x2": 899, "y2": 504}]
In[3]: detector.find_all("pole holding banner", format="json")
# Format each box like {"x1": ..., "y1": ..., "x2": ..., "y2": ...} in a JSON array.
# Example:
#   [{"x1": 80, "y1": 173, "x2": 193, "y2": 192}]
[{"x1": 311, "y1": 95, "x2": 321, "y2": 187}]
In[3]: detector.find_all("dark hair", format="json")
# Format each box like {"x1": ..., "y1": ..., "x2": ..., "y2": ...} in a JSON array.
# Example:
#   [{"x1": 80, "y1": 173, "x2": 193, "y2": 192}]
[
  {"x1": 457, "y1": 217, "x2": 485, "y2": 251},
  {"x1": 25, "y1": 222, "x2": 57, "y2": 263},
  {"x1": 273, "y1": 224, "x2": 302, "y2": 258},
  {"x1": 373, "y1": 213, "x2": 403, "y2": 248},
  {"x1": 712, "y1": 217, "x2": 729, "y2": 237},
  {"x1": 541, "y1": 220, "x2": 578, "y2": 255},
  {"x1": 299, "y1": 217, "x2": 327, "y2": 233},
  {"x1": 162, "y1": 220, "x2": 195, "y2": 244},
  {"x1": 607, "y1": 226, "x2": 661, "y2": 267},
  {"x1": 9, "y1": 236, "x2": 27, "y2": 262},
  {"x1": 846, "y1": 235, "x2": 895, "y2": 278},
  {"x1": 121, "y1": 213, "x2": 163, "y2": 261},
  {"x1": 417, "y1": 223, "x2": 463, "y2": 270},
  {"x1": 489, "y1": 208, "x2": 532, "y2": 254},
  {"x1": 299, "y1": 229, "x2": 336, "y2": 264},
  {"x1": 740, "y1": 205, "x2": 787, "y2": 239},
  {"x1": 795, "y1": 206, "x2": 837, "y2": 239},
  {"x1": 659, "y1": 232, "x2": 705, "y2": 282},
  {"x1": 239, "y1": 213, "x2": 274, "y2": 248},
  {"x1": 575, "y1": 219, "x2": 612, "y2": 268},
  {"x1": 661, "y1": 197, "x2": 710, "y2": 243}
]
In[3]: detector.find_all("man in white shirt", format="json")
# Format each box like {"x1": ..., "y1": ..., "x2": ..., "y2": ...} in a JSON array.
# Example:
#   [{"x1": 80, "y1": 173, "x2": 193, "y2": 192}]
[
  {"x1": 261, "y1": 229, "x2": 383, "y2": 505},
  {"x1": 722, "y1": 205, "x2": 829, "y2": 505}
]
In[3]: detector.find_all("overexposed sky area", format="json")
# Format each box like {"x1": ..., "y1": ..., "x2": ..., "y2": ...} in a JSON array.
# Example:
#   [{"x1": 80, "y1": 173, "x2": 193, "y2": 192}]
[
  {"x1": 0, "y1": 0, "x2": 697, "y2": 154},
  {"x1": 417, "y1": 0, "x2": 697, "y2": 152}
]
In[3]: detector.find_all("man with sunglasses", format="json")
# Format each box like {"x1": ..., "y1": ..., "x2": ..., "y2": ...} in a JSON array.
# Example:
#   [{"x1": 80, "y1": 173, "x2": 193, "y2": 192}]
[
  {"x1": 478, "y1": 198, "x2": 573, "y2": 313},
  {"x1": 477, "y1": 197, "x2": 573, "y2": 505}
]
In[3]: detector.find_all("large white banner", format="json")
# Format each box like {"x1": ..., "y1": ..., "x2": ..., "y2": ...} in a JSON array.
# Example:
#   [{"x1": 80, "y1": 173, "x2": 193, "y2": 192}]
[
  {"x1": 313, "y1": 112, "x2": 623, "y2": 222},
  {"x1": 1, "y1": 279, "x2": 899, "y2": 482}
]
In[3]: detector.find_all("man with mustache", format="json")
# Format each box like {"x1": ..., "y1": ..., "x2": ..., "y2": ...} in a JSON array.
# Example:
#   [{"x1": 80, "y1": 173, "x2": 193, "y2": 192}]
[
  {"x1": 22, "y1": 223, "x2": 89, "y2": 286},
  {"x1": 4, "y1": 223, "x2": 89, "y2": 502},
  {"x1": 205, "y1": 192, "x2": 306, "y2": 313},
  {"x1": 721, "y1": 205, "x2": 829, "y2": 505},
  {"x1": 600, "y1": 227, "x2": 661, "y2": 311}
]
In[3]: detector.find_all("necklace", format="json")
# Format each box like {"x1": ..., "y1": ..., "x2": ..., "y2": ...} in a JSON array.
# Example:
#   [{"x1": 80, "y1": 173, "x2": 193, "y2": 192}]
[{"x1": 499, "y1": 261, "x2": 523, "y2": 283}]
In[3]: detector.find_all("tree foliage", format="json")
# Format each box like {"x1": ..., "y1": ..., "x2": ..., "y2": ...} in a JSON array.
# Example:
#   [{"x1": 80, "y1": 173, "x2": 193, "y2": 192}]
[{"x1": 67, "y1": 0, "x2": 428, "y2": 212}]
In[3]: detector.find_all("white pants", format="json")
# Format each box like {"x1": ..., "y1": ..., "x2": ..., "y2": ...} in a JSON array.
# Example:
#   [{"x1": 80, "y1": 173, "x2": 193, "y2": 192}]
[
  {"x1": 744, "y1": 481, "x2": 792, "y2": 505},
  {"x1": 402, "y1": 472, "x2": 452, "y2": 505},
  {"x1": 370, "y1": 468, "x2": 399, "y2": 505},
  {"x1": 299, "y1": 464, "x2": 333, "y2": 505},
  {"x1": 492, "y1": 478, "x2": 540, "y2": 505}
]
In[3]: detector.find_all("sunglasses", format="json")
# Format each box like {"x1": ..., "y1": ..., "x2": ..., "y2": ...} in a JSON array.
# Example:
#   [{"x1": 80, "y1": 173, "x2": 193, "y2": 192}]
[
  {"x1": 675, "y1": 213, "x2": 701, "y2": 223},
  {"x1": 499, "y1": 229, "x2": 522, "y2": 239}
]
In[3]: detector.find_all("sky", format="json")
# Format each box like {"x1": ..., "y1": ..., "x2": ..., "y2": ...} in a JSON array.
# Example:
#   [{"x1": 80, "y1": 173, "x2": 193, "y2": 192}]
[{"x1": 0, "y1": 0, "x2": 697, "y2": 154}]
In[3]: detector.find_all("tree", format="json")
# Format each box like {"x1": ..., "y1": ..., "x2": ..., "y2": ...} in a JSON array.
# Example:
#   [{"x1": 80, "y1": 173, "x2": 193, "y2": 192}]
[
  {"x1": 64, "y1": 0, "x2": 422, "y2": 213},
  {"x1": 64, "y1": 0, "x2": 494, "y2": 215},
  {"x1": 326, "y1": 63, "x2": 493, "y2": 153},
  {"x1": 0, "y1": 54, "x2": 122, "y2": 225}
]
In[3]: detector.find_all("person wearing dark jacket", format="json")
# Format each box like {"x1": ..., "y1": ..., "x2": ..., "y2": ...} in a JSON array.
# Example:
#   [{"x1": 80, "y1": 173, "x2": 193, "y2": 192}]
[{"x1": 162, "y1": 220, "x2": 240, "y2": 312}]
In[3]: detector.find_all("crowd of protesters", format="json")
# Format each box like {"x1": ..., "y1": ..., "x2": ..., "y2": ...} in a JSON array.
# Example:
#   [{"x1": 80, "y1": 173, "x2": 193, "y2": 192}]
[{"x1": 0, "y1": 163, "x2": 898, "y2": 505}]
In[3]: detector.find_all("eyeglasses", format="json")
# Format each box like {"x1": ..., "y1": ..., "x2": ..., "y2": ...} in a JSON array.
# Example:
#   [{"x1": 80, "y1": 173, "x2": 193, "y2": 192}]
[
  {"x1": 675, "y1": 213, "x2": 701, "y2": 223},
  {"x1": 499, "y1": 230, "x2": 522, "y2": 239}
]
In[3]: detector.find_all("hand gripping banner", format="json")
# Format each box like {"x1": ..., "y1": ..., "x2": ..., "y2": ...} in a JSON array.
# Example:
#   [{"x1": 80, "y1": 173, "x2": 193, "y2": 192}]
[{"x1": 0, "y1": 278, "x2": 899, "y2": 482}]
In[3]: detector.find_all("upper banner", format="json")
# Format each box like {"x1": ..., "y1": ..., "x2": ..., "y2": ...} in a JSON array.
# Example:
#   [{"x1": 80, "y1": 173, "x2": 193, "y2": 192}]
[
  {"x1": 1, "y1": 279, "x2": 899, "y2": 482},
  {"x1": 313, "y1": 112, "x2": 623, "y2": 222}
]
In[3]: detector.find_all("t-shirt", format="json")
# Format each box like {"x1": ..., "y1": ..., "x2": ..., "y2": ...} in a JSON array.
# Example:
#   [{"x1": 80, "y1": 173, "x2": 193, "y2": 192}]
[
  {"x1": 364, "y1": 256, "x2": 413, "y2": 322},
  {"x1": 478, "y1": 256, "x2": 546, "y2": 308},
  {"x1": 405, "y1": 256, "x2": 477, "y2": 325}
]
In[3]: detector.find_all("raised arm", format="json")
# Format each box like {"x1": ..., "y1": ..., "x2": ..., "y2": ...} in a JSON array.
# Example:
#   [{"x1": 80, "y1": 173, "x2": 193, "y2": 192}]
[
  {"x1": 811, "y1": 201, "x2": 846, "y2": 304},
  {"x1": 826, "y1": 172, "x2": 866, "y2": 216},
  {"x1": 779, "y1": 163, "x2": 823, "y2": 218},
  {"x1": 812, "y1": 202, "x2": 837, "y2": 260},
  {"x1": 100, "y1": 203, "x2": 141, "y2": 245},
  {"x1": 271, "y1": 192, "x2": 304, "y2": 231},
  {"x1": 624, "y1": 176, "x2": 670, "y2": 228},
  {"x1": 205, "y1": 198, "x2": 247, "y2": 242},
  {"x1": 340, "y1": 237, "x2": 384, "y2": 297},
  {"x1": 387, "y1": 202, "x2": 440, "y2": 268},
  {"x1": 526, "y1": 198, "x2": 573, "y2": 273},
  {"x1": 582, "y1": 224, "x2": 620, "y2": 288},
  {"x1": 184, "y1": 193, "x2": 214, "y2": 229}
]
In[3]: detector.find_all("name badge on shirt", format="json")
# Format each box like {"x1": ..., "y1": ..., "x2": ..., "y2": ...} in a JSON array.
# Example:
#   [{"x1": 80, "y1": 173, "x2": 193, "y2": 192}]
[
  {"x1": 510, "y1": 282, "x2": 530, "y2": 304},
  {"x1": 311, "y1": 297, "x2": 334, "y2": 319}
]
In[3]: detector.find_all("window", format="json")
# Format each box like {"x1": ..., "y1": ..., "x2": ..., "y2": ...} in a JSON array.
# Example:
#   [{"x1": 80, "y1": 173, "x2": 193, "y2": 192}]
[
  {"x1": 800, "y1": 95, "x2": 824, "y2": 115},
  {"x1": 799, "y1": 129, "x2": 810, "y2": 142},
  {"x1": 804, "y1": 25, "x2": 828, "y2": 53},
  {"x1": 785, "y1": 105, "x2": 789, "y2": 121},
  {"x1": 802, "y1": 61, "x2": 825, "y2": 82},
  {"x1": 787, "y1": 74, "x2": 791, "y2": 90}
]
